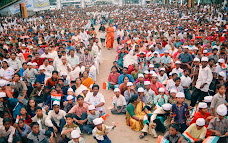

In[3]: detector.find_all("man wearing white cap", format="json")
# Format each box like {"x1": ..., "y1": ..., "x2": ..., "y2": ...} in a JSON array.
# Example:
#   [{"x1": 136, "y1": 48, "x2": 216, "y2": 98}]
[
  {"x1": 111, "y1": 88, "x2": 126, "y2": 114},
  {"x1": 172, "y1": 61, "x2": 183, "y2": 77},
  {"x1": 208, "y1": 104, "x2": 228, "y2": 143},
  {"x1": 161, "y1": 50, "x2": 171, "y2": 68},
  {"x1": 183, "y1": 118, "x2": 206, "y2": 142},
  {"x1": 135, "y1": 73, "x2": 144, "y2": 91},
  {"x1": 191, "y1": 57, "x2": 212, "y2": 107},
  {"x1": 45, "y1": 101, "x2": 66, "y2": 133},
  {"x1": 144, "y1": 81, "x2": 155, "y2": 110},
  {"x1": 23, "y1": 62, "x2": 38, "y2": 85},
  {"x1": 215, "y1": 58, "x2": 227, "y2": 80},
  {"x1": 64, "y1": 95, "x2": 76, "y2": 113},
  {"x1": 69, "y1": 130, "x2": 85, "y2": 143},
  {"x1": 124, "y1": 82, "x2": 136, "y2": 103}
]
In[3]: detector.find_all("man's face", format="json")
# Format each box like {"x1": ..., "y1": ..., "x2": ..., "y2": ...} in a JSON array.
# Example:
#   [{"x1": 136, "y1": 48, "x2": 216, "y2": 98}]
[
  {"x1": 53, "y1": 105, "x2": 60, "y2": 113},
  {"x1": 77, "y1": 97, "x2": 84, "y2": 104},
  {"x1": 32, "y1": 125, "x2": 40, "y2": 134},
  {"x1": 93, "y1": 87, "x2": 99, "y2": 94},
  {"x1": 35, "y1": 54, "x2": 39, "y2": 59},
  {"x1": 122, "y1": 68, "x2": 127, "y2": 74},
  {"x1": 62, "y1": 58, "x2": 67, "y2": 64},
  {"x1": 35, "y1": 109, "x2": 43, "y2": 117},
  {"x1": 84, "y1": 49, "x2": 89, "y2": 54},
  {"x1": 66, "y1": 117, "x2": 73, "y2": 125},
  {"x1": 11, "y1": 54, "x2": 16, "y2": 59},
  {"x1": 18, "y1": 120, "x2": 24, "y2": 128}
]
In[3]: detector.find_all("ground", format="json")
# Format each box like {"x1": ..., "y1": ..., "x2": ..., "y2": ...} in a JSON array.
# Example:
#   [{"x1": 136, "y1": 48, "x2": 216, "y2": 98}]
[{"x1": 82, "y1": 25, "x2": 159, "y2": 143}]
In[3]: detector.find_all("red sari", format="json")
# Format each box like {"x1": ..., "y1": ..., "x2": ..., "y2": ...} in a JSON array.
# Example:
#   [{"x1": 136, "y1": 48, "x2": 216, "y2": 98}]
[{"x1": 106, "y1": 27, "x2": 114, "y2": 49}]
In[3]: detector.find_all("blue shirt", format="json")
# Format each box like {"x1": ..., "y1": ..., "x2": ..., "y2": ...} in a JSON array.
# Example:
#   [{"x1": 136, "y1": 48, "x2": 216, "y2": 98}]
[
  {"x1": 20, "y1": 68, "x2": 26, "y2": 77},
  {"x1": 16, "y1": 124, "x2": 31, "y2": 137},
  {"x1": 35, "y1": 74, "x2": 45, "y2": 84},
  {"x1": 178, "y1": 53, "x2": 193, "y2": 63},
  {"x1": 156, "y1": 48, "x2": 165, "y2": 54},
  {"x1": 65, "y1": 45, "x2": 75, "y2": 53},
  {"x1": 118, "y1": 74, "x2": 134, "y2": 85},
  {"x1": 161, "y1": 56, "x2": 171, "y2": 64}
]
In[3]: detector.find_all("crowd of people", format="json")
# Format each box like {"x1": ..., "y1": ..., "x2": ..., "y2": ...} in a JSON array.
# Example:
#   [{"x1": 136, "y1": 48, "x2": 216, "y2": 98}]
[{"x1": 0, "y1": 3, "x2": 227, "y2": 143}]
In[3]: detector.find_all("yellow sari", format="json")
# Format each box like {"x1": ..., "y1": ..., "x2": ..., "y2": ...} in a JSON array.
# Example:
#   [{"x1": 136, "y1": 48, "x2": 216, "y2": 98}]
[
  {"x1": 126, "y1": 101, "x2": 145, "y2": 131},
  {"x1": 81, "y1": 77, "x2": 94, "y2": 89}
]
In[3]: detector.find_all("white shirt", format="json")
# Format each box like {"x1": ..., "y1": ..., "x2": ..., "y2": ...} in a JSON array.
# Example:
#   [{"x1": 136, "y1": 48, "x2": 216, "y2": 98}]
[
  {"x1": 56, "y1": 63, "x2": 72, "y2": 77},
  {"x1": 195, "y1": 66, "x2": 213, "y2": 92},
  {"x1": 84, "y1": 92, "x2": 105, "y2": 113},
  {"x1": 181, "y1": 75, "x2": 192, "y2": 88},
  {"x1": 172, "y1": 68, "x2": 183, "y2": 77},
  {"x1": 40, "y1": 53, "x2": 52, "y2": 59},
  {"x1": 8, "y1": 58, "x2": 22, "y2": 70},
  {"x1": 113, "y1": 95, "x2": 126, "y2": 107},
  {"x1": 40, "y1": 65, "x2": 54, "y2": 78},
  {"x1": 166, "y1": 79, "x2": 175, "y2": 91},
  {"x1": 45, "y1": 109, "x2": 66, "y2": 127}
]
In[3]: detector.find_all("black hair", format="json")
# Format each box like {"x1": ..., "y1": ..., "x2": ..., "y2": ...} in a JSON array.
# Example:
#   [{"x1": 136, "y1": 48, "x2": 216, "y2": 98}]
[
  {"x1": 92, "y1": 84, "x2": 99, "y2": 90},
  {"x1": 52, "y1": 71, "x2": 58, "y2": 75},
  {"x1": 27, "y1": 55, "x2": 32, "y2": 58},
  {"x1": 30, "y1": 122, "x2": 39, "y2": 128},
  {"x1": 217, "y1": 84, "x2": 225, "y2": 90},
  {"x1": 128, "y1": 94, "x2": 138, "y2": 104},
  {"x1": 111, "y1": 66, "x2": 117, "y2": 70},
  {"x1": 18, "y1": 118, "x2": 24, "y2": 122},
  {"x1": 58, "y1": 79, "x2": 64, "y2": 82},
  {"x1": 174, "y1": 77, "x2": 181, "y2": 82},
  {"x1": 34, "y1": 106, "x2": 42, "y2": 111},
  {"x1": 172, "y1": 73, "x2": 178, "y2": 76},
  {"x1": 184, "y1": 69, "x2": 190, "y2": 72},
  {"x1": 3, "y1": 118, "x2": 11, "y2": 124},
  {"x1": 65, "y1": 113, "x2": 74, "y2": 119},
  {"x1": 10, "y1": 52, "x2": 16, "y2": 56},
  {"x1": 77, "y1": 95, "x2": 84, "y2": 100},
  {"x1": 208, "y1": 59, "x2": 214, "y2": 62},
  {"x1": 123, "y1": 67, "x2": 128, "y2": 70},
  {"x1": 27, "y1": 98, "x2": 37, "y2": 115},
  {"x1": 212, "y1": 48, "x2": 218, "y2": 52},
  {"x1": 171, "y1": 123, "x2": 180, "y2": 131},
  {"x1": 14, "y1": 72, "x2": 21, "y2": 77},
  {"x1": 22, "y1": 62, "x2": 27, "y2": 66}
]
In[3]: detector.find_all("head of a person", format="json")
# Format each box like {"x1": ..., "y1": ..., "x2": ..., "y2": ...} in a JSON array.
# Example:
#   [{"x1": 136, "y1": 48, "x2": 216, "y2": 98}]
[
  {"x1": 217, "y1": 84, "x2": 226, "y2": 95},
  {"x1": 84, "y1": 48, "x2": 89, "y2": 55},
  {"x1": 77, "y1": 95, "x2": 84, "y2": 105},
  {"x1": 18, "y1": 118, "x2": 25, "y2": 128},
  {"x1": 92, "y1": 84, "x2": 99, "y2": 95},
  {"x1": 30, "y1": 122, "x2": 40, "y2": 134},
  {"x1": 2, "y1": 61, "x2": 9, "y2": 68},
  {"x1": 75, "y1": 77, "x2": 82, "y2": 85},
  {"x1": 53, "y1": 102, "x2": 60, "y2": 113},
  {"x1": 122, "y1": 67, "x2": 128, "y2": 75},
  {"x1": 3, "y1": 118, "x2": 11, "y2": 129},
  {"x1": 51, "y1": 88, "x2": 58, "y2": 95},
  {"x1": 65, "y1": 113, "x2": 74, "y2": 125},
  {"x1": 169, "y1": 123, "x2": 180, "y2": 136},
  {"x1": 61, "y1": 56, "x2": 67, "y2": 64},
  {"x1": 111, "y1": 66, "x2": 117, "y2": 73},
  {"x1": 14, "y1": 73, "x2": 21, "y2": 81},
  {"x1": 220, "y1": 47, "x2": 226, "y2": 54},
  {"x1": 35, "y1": 106, "x2": 43, "y2": 117},
  {"x1": 196, "y1": 118, "x2": 205, "y2": 130},
  {"x1": 52, "y1": 71, "x2": 58, "y2": 79},
  {"x1": 212, "y1": 48, "x2": 218, "y2": 54},
  {"x1": 176, "y1": 92, "x2": 185, "y2": 104},
  {"x1": 184, "y1": 69, "x2": 190, "y2": 76},
  {"x1": 151, "y1": 75, "x2": 157, "y2": 83},
  {"x1": 123, "y1": 76, "x2": 130, "y2": 84},
  {"x1": 174, "y1": 77, "x2": 181, "y2": 86},
  {"x1": 183, "y1": 47, "x2": 188, "y2": 53},
  {"x1": 128, "y1": 94, "x2": 140, "y2": 104},
  {"x1": 35, "y1": 53, "x2": 40, "y2": 59},
  {"x1": 83, "y1": 71, "x2": 88, "y2": 79},
  {"x1": 20, "y1": 107, "x2": 27, "y2": 115},
  {"x1": 10, "y1": 52, "x2": 16, "y2": 60},
  {"x1": 28, "y1": 98, "x2": 36, "y2": 108}
]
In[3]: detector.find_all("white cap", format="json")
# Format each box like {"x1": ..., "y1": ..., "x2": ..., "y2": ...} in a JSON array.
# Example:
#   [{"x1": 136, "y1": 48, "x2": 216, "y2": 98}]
[
  {"x1": 67, "y1": 95, "x2": 74, "y2": 101},
  {"x1": 39, "y1": 66, "x2": 45, "y2": 71},
  {"x1": 0, "y1": 92, "x2": 6, "y2": 98},
  {"x1": 176, "y1": 92, "x2": 185, "y2": 98},
  {"x1": 201, "y1": 57, "x2": 208, "y2": 62},
  {"x1": 144, "y1": 70, "x2": 149, "y2": 74},
  {"x1": 144, "y1": 81, "x2": 150, "y2": 85},
  {"x1": 82, "y1": 86, "x2": 88, "y2": 91},
  {"x1": 93, "y1": 118, "x2": 103, "y2": 125},
  {"x1": 88, "y1": 105, "x2": 96, "y2": 110},
  {"x1": 188, "y1": 47, "x2": 192, "y2": 50},
  {"x1": 203, "y1": 50, "x2": 208, "y2": 54},
  {"x1": 162, "y1": 103, "x2": 172, "y2": 111},
  {"x1": 198, "y1": 102, "x2": 207, "y2": 109},
  {"x1": 114, "y1": 88, "x2": 120, "y2": 92},
  {"x1": 151, "y1": 73, "x2": 158, "y2": 77},
  {"x1": 138, "y1": 73, "x2": 144, "y2": 78},
  {"x1": 196, "y1": 118, "x2": 205, "y2": 126},
  {"x1": 32, "y1": 62, "x2": 37, "y2": 66},
  {"x1": 138, "y1": 87, "x2": 144, "y2": 93},
  {"x1": 127, "y1": 82, "x2": 133, "y2": 86},
  {"x1": 0, "y1": 80, "x2": 7, "y2": 87},
  {"x1": 27, "y1": 62, "x2": 33, "y2": 66},
  {"x1": 71, "y1": 130, "x2": 80, "y2": 139},
  {"x1": 193, "y1": 58, "x2": 200, "y2": 62},
  {"x1": 150, "y1": 71, "x2": 156, "y2": 75},
  {"x1": 204, "y1": 96, "x2": 213, "y2": 103},
  {"x1": 182, "y1": 46, "x2": 189, "y2": 49},
  {"x1": 170, "y1": 88, "x2": 177, "y2": 93},
  {"x1": 61, "y1": 72, "x2": 67, "y2": 76},
  {"x1": 160, "y1": 68, "x2": 165, "y2": 71},
  {"x1": 159, "y1": 88, "x2": 165, "y2": 92},
  {"x1": 67, "y1": 88, "x2": 73, "y2": 92},
  {"x1": 175, "y1": 61, "x2": 181, "y2": 64},
  {"x1": 216, "y1": 104, "x2": 227, "y2": 116},
  {"x1": 164, "y1": 50, "x2": 169, "y2": 53},
  {"x1": 218, "y1": 59, "x2": 225, "y2": 63},
  {"x1": 53, "y1": 101, "x2": 60, "y2": 106},
  {"x1": 149, "y1": 64, "x2": 154, "y2": 68},
  {"x1": 219, "y1": 72, "x2": 226, "y2": 78},
  {"x1": 192, "y1": 46, "x2": 198, "y2": 50},
  {"x1": 22, "y1": 44, "x2": 26, "y2": 47}
]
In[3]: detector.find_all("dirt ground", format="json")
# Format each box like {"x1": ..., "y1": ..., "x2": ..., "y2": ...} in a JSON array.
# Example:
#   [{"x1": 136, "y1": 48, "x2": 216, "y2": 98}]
[{"x1": 82, "y1": 26, "x2": 159, "y2": 143}]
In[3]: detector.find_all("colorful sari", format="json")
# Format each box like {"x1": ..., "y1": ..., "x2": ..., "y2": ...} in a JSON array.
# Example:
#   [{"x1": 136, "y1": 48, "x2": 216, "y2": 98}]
[
  {"x1": 126, "y1": 101, "x2": 145, "y2": 131},
  {"x1": 81, "y1": 77, "x2": 94, "y2": 89},
  {"x1": 106, "y1": 27, "x2": 114, "y2": 49}
]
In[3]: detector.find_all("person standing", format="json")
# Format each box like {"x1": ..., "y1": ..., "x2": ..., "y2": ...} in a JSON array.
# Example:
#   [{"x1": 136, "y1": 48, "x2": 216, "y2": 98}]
[{"x1": 106, "y1": 23, "x2": 114, "y2": 49}]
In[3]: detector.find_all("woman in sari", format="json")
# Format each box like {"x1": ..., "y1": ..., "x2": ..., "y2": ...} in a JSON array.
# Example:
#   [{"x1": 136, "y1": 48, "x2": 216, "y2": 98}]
[
  {"x1": 81, "y1": 71, "x2": 94, "y2": 89},
  {"x1": 117, "y1": 48, "x2": 128, "y2": 68},
  {"x1": 106, "y1": 23, "x2": 115, "y2": 49},
  {"x1": 126, "y1": 94, "x2": 149, "y2": 131},
  {"x1": 72, "y1": 77, "x2": 87, "y2": 96}
]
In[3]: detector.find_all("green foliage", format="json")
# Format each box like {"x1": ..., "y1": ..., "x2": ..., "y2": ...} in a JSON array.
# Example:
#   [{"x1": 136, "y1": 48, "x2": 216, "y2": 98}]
[{"x1": 0, "y1": 0, "x2": 17, "y2": 8}]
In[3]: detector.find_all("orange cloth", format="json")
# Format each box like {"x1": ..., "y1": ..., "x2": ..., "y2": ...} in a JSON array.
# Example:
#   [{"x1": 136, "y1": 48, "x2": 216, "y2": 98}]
[
  {"x1": 106, "y1": 27, "x2": 115, "y2": 49},
  {"x1": 81, "y1": 77, "x2": 94, "y2": 89}
]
